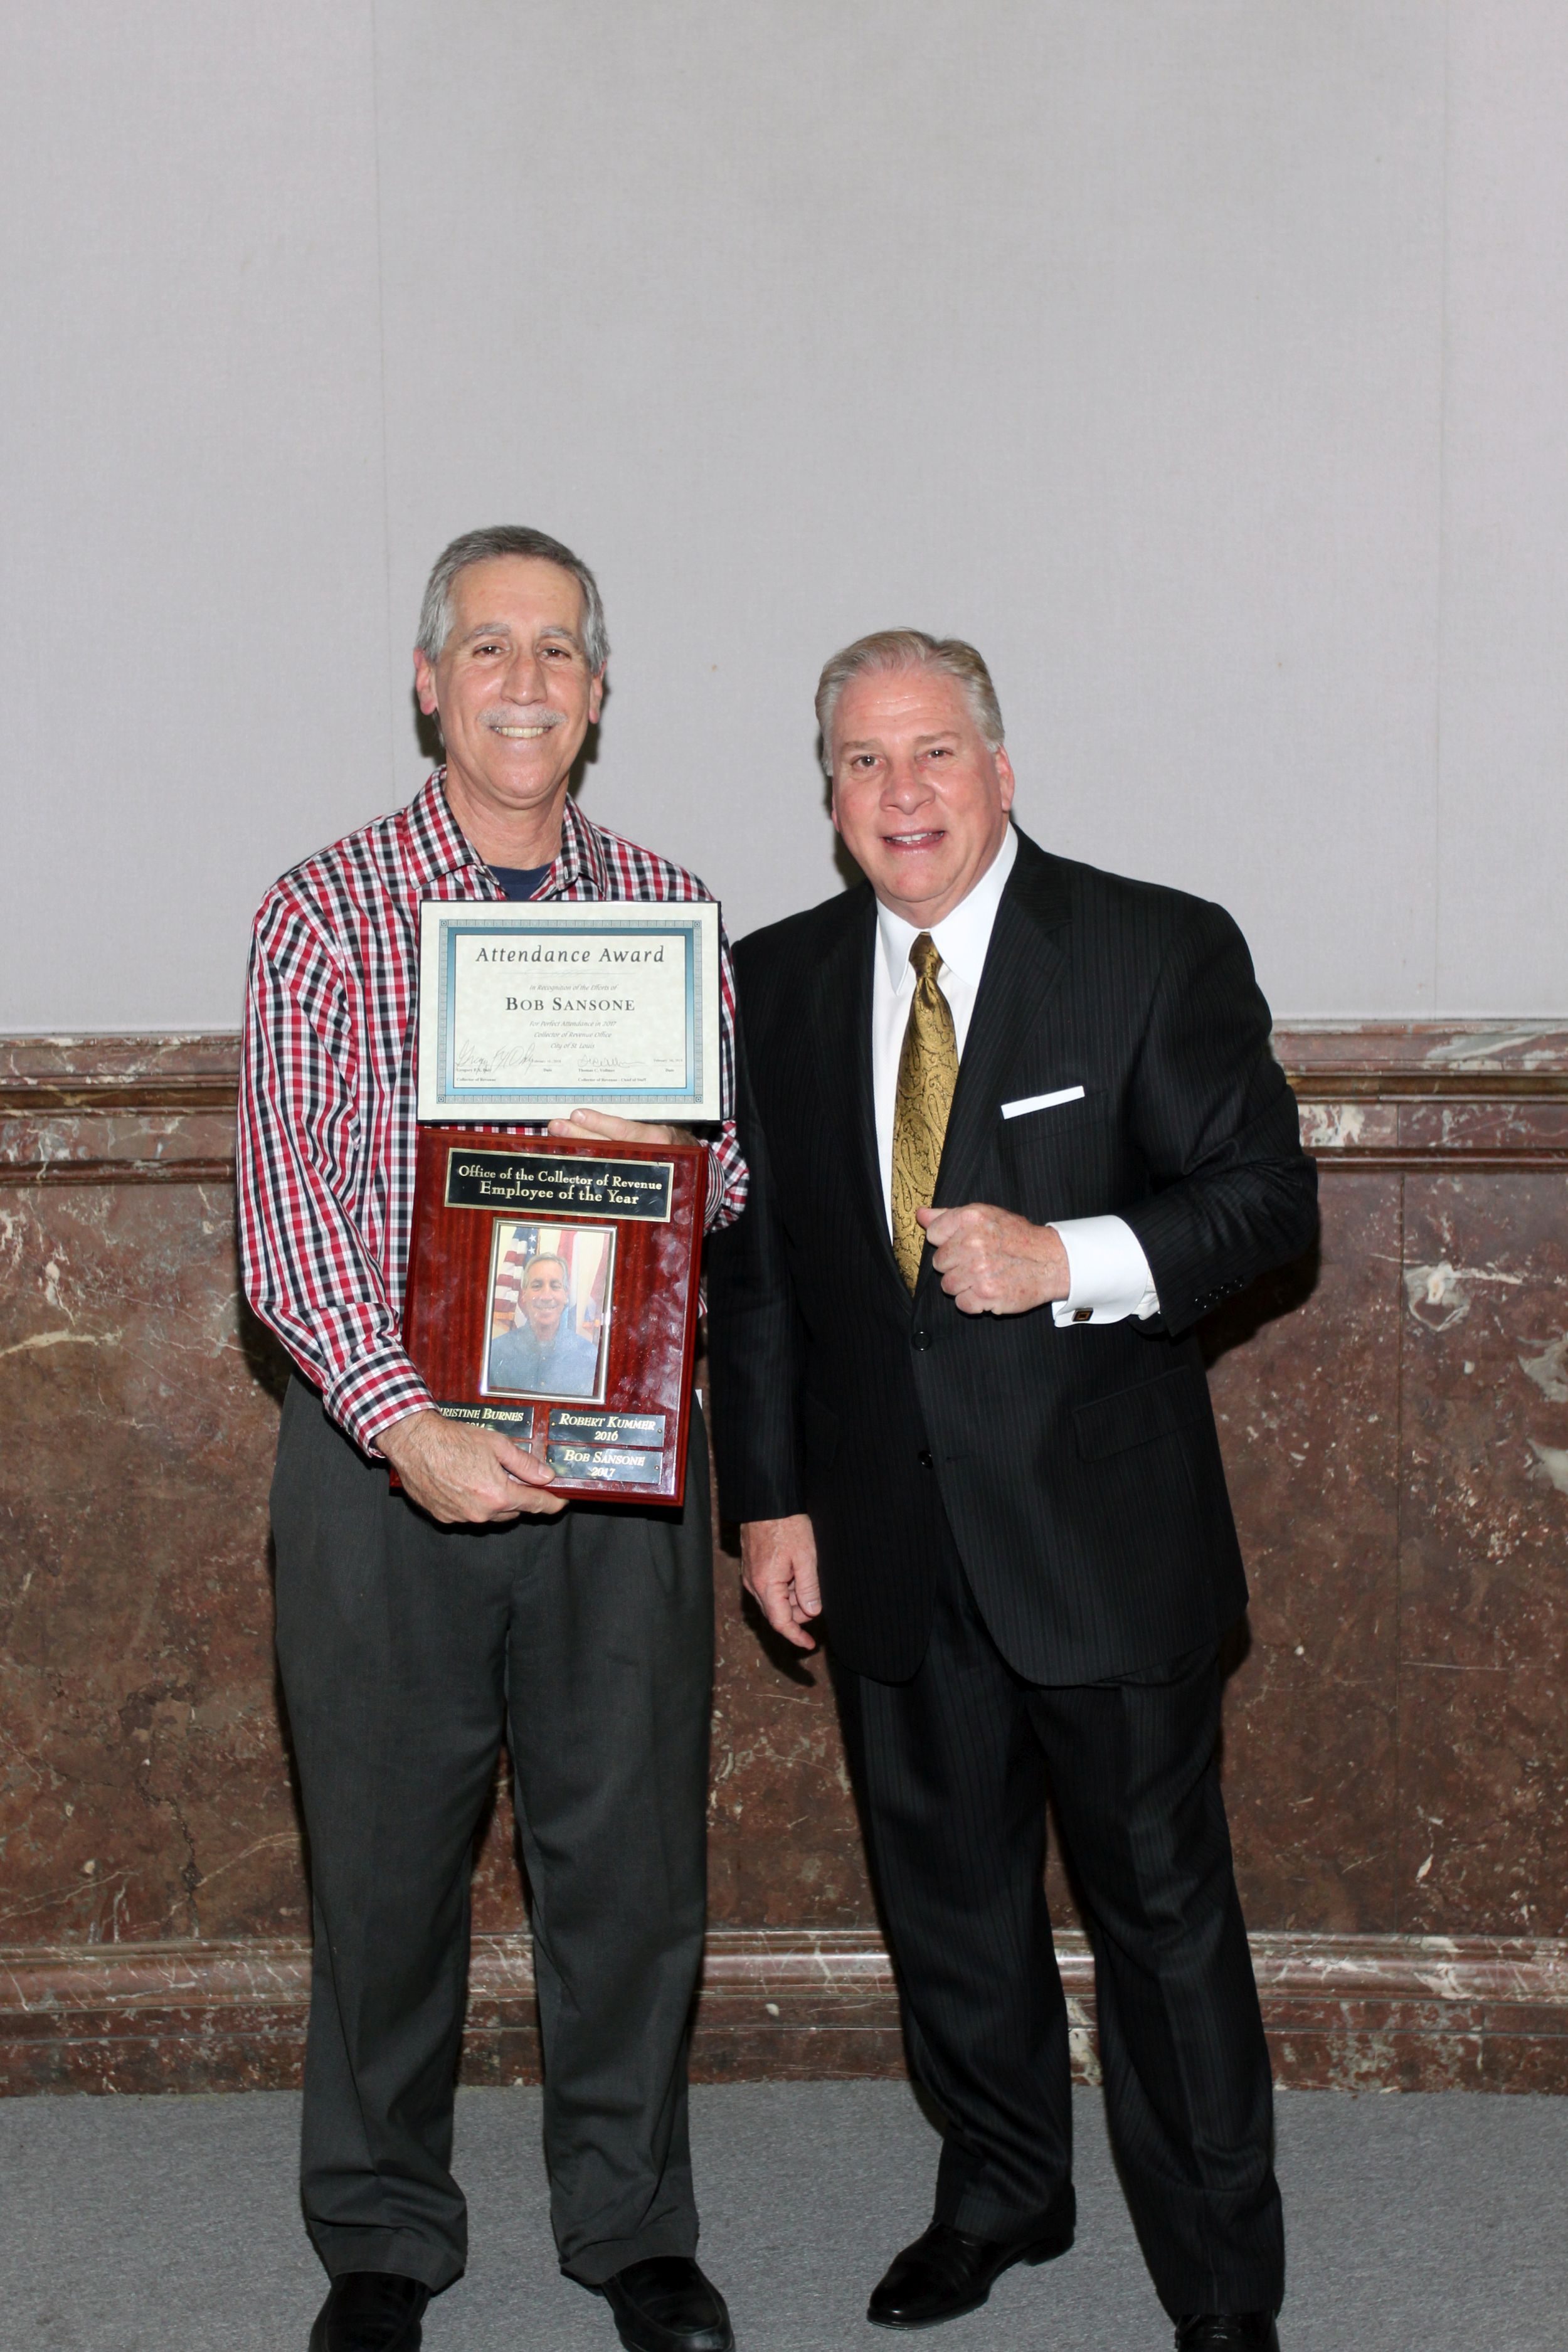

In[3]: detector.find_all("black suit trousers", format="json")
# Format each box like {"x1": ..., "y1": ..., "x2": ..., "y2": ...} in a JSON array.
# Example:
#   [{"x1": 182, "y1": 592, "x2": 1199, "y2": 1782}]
[
  {"x1": 270, "y1": 1380, "x2": 714, "y2": 2293},
  {"x1": 831, "y1": 1534, "x2": 1284, "y2": 2320}
]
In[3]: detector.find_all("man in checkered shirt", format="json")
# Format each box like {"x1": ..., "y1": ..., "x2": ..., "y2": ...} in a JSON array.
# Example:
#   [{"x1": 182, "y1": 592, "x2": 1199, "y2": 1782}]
[{"x1": 239, "y1": 529, "x2": 744, "y2": 2352}]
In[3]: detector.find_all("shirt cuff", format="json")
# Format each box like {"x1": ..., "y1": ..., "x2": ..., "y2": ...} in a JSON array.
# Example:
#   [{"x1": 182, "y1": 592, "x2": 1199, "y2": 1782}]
[
  {"x1": 1048, "y1": 1215, "x2": 1160, "y2": 1327},
  {"x1": 702, "y1": 1141, "x2": 728, "y2": 1230},
  {"x1": 326, "y1": 1352, "x2": 437, "y2": 1456}
]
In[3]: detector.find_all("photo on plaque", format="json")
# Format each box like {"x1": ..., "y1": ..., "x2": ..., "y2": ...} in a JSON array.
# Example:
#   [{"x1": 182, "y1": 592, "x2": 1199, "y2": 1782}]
[{"x1": 480, "y1": 1220, "x2": 615, "y2": 1404}]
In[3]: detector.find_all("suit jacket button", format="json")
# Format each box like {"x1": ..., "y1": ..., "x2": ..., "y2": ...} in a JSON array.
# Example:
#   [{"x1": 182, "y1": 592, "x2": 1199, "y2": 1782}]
[
  {"x1": 912, "y1": 1330, "x2": 931, "y2": 1351},
  {"x1": 918, "y1": 1448, "x2": 933, "y2": 1469}
]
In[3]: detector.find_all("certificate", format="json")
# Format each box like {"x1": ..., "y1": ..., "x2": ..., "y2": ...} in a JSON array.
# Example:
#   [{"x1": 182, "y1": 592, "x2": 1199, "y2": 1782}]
[{"x1": 416, "y1": 899, "x2": 723, "y2": 1124}]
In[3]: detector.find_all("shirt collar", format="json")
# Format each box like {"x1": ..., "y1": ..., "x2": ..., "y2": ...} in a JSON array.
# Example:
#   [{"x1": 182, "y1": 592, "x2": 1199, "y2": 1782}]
[
  {"x1": 403, "y1": 770, "x2": 612, "y2": 899},
  {"x1": 552, "y1": 793, "x2": 612, "y2": 898},
  {"x1": 876, "y1": 823, "x2": 1018, "y2": 993},
  {"x1": 405, "y1": 771, "x2": 484, "y2": 884}
]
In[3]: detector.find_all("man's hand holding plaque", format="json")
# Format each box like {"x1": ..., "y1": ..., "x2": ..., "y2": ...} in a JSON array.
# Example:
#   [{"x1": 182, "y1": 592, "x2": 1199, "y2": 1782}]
[
  {"x1": 547, "y1": 1106, "x2": 697, "y2": 1150},
  {"x1": 378, "y1": 1409, "x2": 562, "y2": 1525}
]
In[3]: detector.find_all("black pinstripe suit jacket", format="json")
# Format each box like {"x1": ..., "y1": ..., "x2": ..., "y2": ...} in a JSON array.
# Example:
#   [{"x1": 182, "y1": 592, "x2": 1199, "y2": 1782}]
[{"x1": 705, "y1": 830, "x2": 1319, "y2": 1684}]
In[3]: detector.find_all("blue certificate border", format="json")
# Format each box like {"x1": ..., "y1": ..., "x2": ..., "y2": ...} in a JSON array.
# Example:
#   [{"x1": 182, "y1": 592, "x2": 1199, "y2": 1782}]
[{"x1": 432, "y1": 912, "x2": 707, "y2": 1112}]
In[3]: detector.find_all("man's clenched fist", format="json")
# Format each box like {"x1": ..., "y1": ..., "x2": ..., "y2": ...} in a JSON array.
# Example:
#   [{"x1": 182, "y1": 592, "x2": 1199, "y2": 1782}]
[{"x1": 917, "y1": 1202, "x2": 1070, "y2": 1316}]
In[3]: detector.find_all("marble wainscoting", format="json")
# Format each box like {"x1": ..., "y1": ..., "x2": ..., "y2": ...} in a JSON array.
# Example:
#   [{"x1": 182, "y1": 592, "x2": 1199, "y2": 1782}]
[{"x1": 1, "y1": 1027, "x2": 1566, "y2": 2095}]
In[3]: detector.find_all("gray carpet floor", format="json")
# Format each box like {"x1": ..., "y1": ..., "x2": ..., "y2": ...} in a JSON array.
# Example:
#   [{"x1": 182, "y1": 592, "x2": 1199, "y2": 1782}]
[{"x1": 1, "y1": 2082, "x2": 1564, "y2": 2351}]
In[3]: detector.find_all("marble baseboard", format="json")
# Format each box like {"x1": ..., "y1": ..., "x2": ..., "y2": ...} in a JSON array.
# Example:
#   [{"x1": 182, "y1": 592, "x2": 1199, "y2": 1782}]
[{"x1": 3, "y1": 1927, "x2": 1565, "y2": 2096}]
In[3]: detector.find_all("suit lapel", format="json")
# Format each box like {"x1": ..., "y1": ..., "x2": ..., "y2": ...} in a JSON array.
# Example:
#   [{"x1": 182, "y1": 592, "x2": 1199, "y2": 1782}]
[
  {"x1": 807, "y1": 886, "x2": 908, "y2": 1304},
  {"x1": 926, "y1": 832, "x2": 1074, "y2": 1224}
]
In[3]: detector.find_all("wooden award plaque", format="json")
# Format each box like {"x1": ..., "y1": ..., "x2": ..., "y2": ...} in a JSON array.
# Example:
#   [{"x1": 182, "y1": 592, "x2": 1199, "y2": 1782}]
[{"x1": 401, "y1": 1126, "x2": 707, "y2": 1505}]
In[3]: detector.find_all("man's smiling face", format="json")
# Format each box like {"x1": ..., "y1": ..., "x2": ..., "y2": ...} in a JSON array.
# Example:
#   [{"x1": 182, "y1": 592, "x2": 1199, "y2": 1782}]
[
  {"x1": 415, "y1": 556, "x2": 603, "y2": 836},
  {"x1": 829, "y1": 665, "x2": 1015, "y2": 928},
  {"x1": 519, "y1": 1257, "x2": 569, "y2": 1343}
]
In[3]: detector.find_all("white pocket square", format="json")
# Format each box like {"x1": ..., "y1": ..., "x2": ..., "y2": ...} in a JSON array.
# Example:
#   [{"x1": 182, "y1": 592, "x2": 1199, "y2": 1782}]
[{"x1": 1001, "y1": 1085, "x2": 1086, "y2": 1120}]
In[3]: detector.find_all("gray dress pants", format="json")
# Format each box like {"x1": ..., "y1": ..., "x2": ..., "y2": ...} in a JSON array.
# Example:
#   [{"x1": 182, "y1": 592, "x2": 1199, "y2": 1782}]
[{"x1": 270, "y1": 1379, "x2": 714, "y2": 2294}]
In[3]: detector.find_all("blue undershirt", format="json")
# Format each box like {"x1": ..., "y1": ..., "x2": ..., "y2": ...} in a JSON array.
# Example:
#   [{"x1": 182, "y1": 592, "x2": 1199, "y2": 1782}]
[{"x1": 489, "y1": 864, "x2": 553, "y2": 900}]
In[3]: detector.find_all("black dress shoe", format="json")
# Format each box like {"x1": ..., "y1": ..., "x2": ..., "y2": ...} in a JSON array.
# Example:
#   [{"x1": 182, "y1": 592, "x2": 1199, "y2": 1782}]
[
  {"x1": 1175, "y1": 2316, "x2": 1280, "y2": 2350},
  {"x1": 867, "y1": 2200, "x2": 1076, "y2": 2329},
  {"x1": 308, "y1": 2272, "x2": 430, "y2": 2352},
  {"x1": 600, "y1": 2256, "x2": 734, "y2": 2352}
]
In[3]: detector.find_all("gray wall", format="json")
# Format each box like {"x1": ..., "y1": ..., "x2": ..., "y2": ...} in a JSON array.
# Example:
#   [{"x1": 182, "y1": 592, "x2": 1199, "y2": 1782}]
[{"x1": 2, "y1": 1, "x2": 1564, "y2": 1031}]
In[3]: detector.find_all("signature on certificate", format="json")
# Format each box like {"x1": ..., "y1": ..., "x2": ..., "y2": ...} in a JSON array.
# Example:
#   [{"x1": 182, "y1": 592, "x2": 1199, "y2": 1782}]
[
  {"x1": 453, "y1": 1041, "x2": 546, "y2": 1079},
  {"x1": 453, "y1": 1041, "x2": 655, "y2": 1083}
]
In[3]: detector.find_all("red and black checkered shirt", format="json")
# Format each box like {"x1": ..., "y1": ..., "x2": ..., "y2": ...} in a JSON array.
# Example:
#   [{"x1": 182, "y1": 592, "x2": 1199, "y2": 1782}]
[{"x1": 237, "y1": 773, "x2": 747, "y2": 1454}]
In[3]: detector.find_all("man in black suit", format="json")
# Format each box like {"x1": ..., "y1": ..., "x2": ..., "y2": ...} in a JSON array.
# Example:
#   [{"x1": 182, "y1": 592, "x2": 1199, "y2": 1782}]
[{"x1": 706, "y1": 631, "x2": 1316, "y2": 2352}]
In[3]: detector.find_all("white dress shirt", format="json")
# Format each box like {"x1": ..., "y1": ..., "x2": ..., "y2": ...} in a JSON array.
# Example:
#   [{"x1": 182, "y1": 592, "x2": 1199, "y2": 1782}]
[{"x1": 871, "y1": 825, "x2": 1158, "y2": 1325}]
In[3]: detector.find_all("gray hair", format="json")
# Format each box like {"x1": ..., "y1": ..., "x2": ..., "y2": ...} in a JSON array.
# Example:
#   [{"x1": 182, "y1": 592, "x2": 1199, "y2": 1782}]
[
  {"x1": 815, "y1": 629, "x2": 1005, "y2": 773},
  {"x1": 416, "y1": 526, "x2": 610, "y2": 672}
]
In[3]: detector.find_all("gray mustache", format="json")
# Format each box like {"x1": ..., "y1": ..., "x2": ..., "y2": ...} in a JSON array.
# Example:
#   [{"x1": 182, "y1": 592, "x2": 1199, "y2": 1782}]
[{"x1": 480, "y1": 706, "x2": 567, "y2": 733}]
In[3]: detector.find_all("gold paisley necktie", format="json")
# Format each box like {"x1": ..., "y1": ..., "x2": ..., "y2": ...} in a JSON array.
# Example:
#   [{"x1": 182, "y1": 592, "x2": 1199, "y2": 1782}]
[{"x1": 891, "y1": 932, "x2": 959, "y2": 1291}]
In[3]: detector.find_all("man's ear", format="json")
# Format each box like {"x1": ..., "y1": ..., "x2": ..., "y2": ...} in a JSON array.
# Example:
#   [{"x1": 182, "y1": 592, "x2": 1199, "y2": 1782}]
[
  {"x1": 828, "y1": 777, "x2": 842, "y2": 836},
  {"x1": 414, "y1": 650, "x2": 440, "y2": 718},
  {"x1": 993, "y1": 746, "x2": 1017, "y2": 814},
  {"x1": 588, "y1": 668, "x2": 606, "y2": 724}
]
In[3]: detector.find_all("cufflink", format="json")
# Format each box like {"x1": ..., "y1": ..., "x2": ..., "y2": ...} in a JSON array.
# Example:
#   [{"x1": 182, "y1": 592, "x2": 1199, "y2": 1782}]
[{"x1": 1072, "y1": 1307, "x2": 1093, "y2": 1323}]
